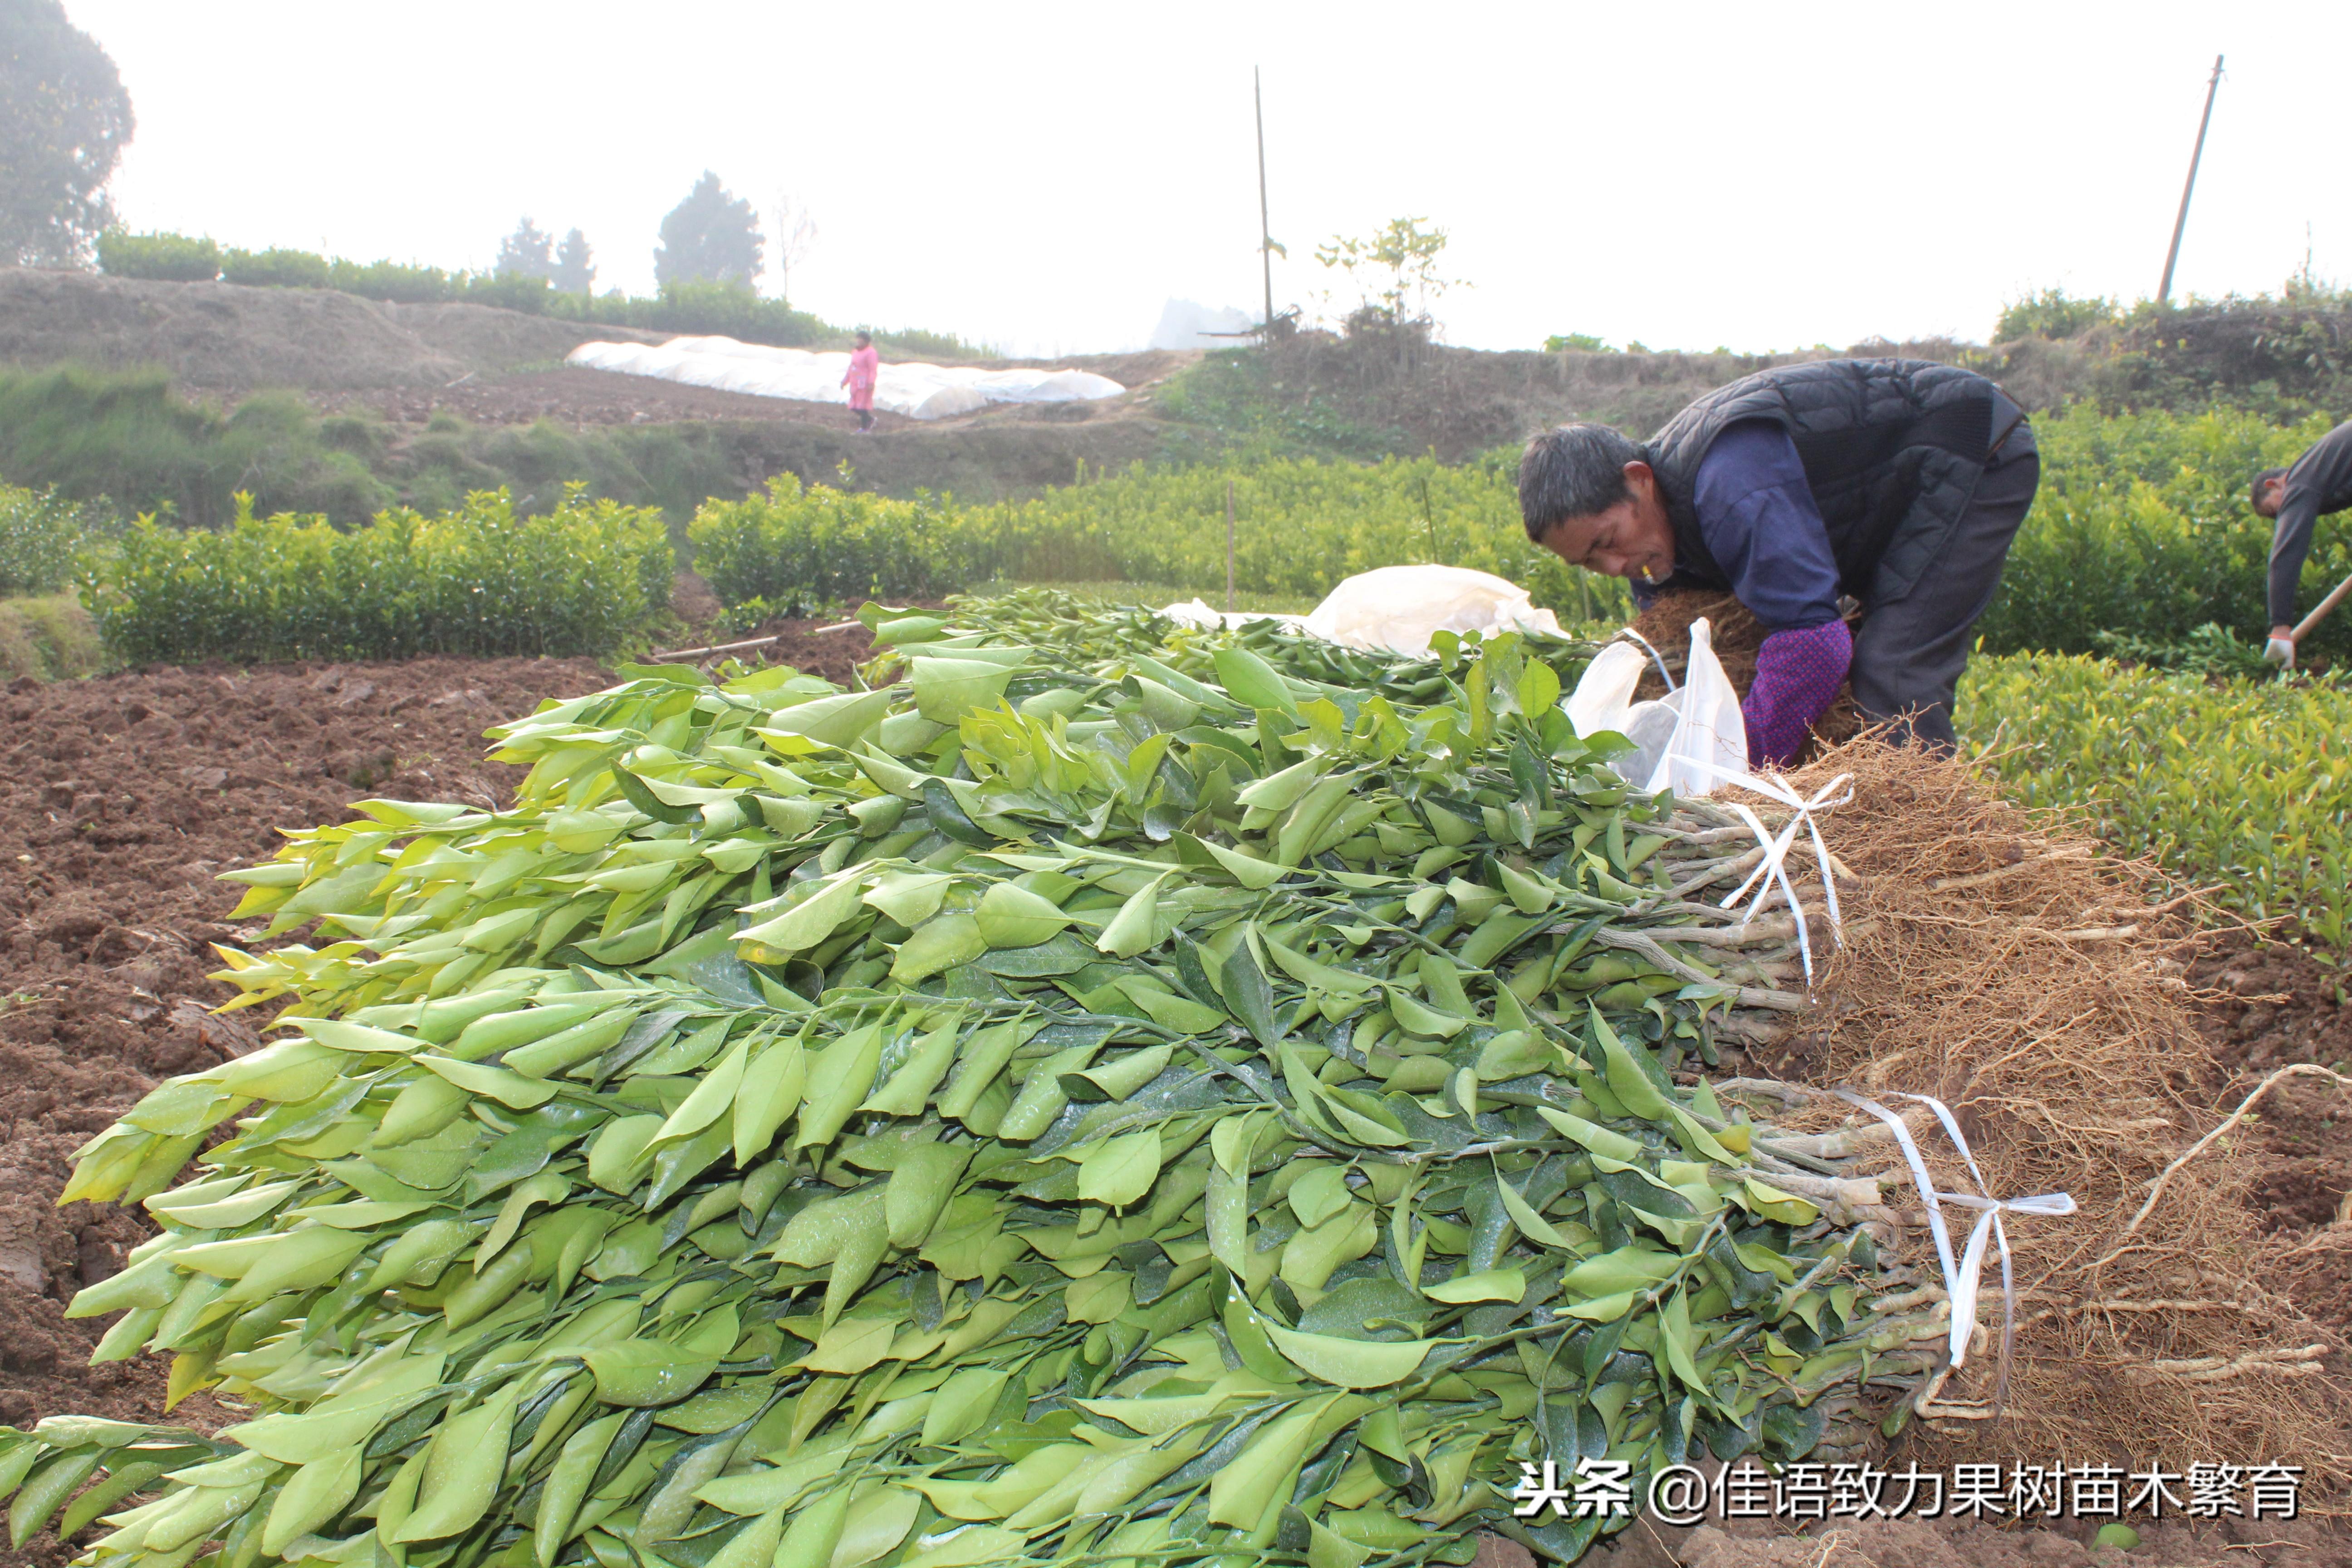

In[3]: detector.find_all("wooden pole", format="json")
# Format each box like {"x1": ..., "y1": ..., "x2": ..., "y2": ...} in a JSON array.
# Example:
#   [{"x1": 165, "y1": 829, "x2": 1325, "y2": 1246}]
[
  {"x1": 2289, "y1": 568, "x2": 2352, "y2": 646},
  {"x1": 1255, "y1": 69, "x2": 1274, "y2": 334},
  {"x1": 1226, "y1": 479, "x2": 1237, "y2": 612},
  {"x1": 2158, "y1": 55, "x2": 2223, "y2": 304}
]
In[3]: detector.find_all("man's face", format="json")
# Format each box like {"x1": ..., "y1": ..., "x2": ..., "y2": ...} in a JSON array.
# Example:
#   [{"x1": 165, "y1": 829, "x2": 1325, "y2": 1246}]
[
  {"x1": 2254, "y1": 475, "x2": 2287, "y2": 519},
  {"x1": 1537, "y1": 461, "x2": 1676, "y2": 586}
]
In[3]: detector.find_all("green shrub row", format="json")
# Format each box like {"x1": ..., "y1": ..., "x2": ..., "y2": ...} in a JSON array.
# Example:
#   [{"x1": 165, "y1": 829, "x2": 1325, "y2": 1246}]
[
  {"x1": 80, "y1": 487, "x2": 674, "y2": 665},
  {"x1": 1960, "y1": 653, "x2": 2352, "y2": 955},
  {"x1": 0, "y1": 481, "x2": 115, "y2": 595},
  {"x1": 687, "y1": 459, "x2": 1636, "y2": 620},
  {"x1": 686, "y1": 407, "x2": 2351, "y2": 652},
  {"x1": 98, "y1": 230, "x2": 605, "y2": 314},
  {"x1": 96, "y1": 230, "x2": 986, "y2": 358}
]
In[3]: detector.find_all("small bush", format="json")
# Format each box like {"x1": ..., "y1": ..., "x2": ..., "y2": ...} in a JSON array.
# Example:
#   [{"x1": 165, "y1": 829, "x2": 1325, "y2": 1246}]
[
  {"x1": 1995, "y1": 287, "x2": 2121, "y2": 342},
  {"x1": 80, "y1": 486, "x2": 675, "y2": 665},
  {"x1": 327, "y1": 257, "x2": 454, "y2": 304},
  {"x1": 220, "y1": 245, "x2": 331, "y2": 289},
  {"x1": 94, "y1": 229, "x2": 220, "y2": 282},
  {"x1": 0, "y1": 593, "x2": 108, "y2": 680},
  {"x1": 0, "y1": 482, "x2": 114, "y2": 594},
  {"x1": 687, "y1": 475, "x2": 975, "y2": 605},
  {"x1": 1544, "y1": 332, "x2": 1612, "y2": 353},
  {"x1": 2089, "y1": 622, "x2": 2274, "y2": 680},
  {"x1": 458, "y1": 270, "x2": 549, "y2": 314}
]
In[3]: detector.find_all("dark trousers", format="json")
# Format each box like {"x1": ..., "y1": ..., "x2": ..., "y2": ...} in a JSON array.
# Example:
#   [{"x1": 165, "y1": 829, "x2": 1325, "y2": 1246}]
[{"x1": 1849, "y1": 439, "x2": 2041, "y2": 752}]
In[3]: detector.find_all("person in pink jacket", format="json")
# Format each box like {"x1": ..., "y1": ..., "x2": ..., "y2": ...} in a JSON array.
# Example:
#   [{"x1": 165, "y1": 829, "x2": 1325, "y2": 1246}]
[{"x1": 842, "y1": 331, "x2": 880, "y2": 432}]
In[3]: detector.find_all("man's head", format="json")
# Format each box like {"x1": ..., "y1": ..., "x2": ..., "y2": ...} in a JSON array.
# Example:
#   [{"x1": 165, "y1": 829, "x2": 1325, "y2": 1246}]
[
  {"x1": 1518, "y1": 422, "x2": 1676, "y2": 586},
  {"x1": 855, "y1": 330, "x2": 872, "y2": 348},
  {"x1": 2251, "y1": 466, "x2": 2288, "y2": 519}
]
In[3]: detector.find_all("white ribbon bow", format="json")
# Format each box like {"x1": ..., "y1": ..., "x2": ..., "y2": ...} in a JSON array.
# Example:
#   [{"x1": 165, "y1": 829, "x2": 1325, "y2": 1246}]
[
  {"x1": 1682, "y1": 763, "x2": 1855, "y2": 986},
  {"x1": 1833, "y1": 1088, "x2": 2077, "y2": 1374}
]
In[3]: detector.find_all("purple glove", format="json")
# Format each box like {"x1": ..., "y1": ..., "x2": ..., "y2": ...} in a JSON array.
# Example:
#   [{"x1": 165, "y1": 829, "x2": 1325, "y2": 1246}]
[{"x1": 1744, "y1": 619, "x2": 1852, "y2": 768}]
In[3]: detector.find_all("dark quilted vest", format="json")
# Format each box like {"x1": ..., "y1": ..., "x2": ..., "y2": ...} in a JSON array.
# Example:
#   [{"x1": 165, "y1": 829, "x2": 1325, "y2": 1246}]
[{"x1": 1643, "y1": 358, "x2": 2000, "y2": 607}]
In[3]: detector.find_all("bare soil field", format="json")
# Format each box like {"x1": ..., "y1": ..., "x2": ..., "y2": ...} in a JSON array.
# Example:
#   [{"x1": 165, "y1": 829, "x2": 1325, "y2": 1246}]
[{"x1": 0, "y1": 657, "x2": 602, "y2": 1446}]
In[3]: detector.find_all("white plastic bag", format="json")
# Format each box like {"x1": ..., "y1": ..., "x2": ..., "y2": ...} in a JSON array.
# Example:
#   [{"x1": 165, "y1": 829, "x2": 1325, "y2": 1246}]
[
  {"x1": 1564, "y1": 617, "x2": 1748, "y2": 796},
  {"x1": 1300, "y1": 565, "x2": 1565, "y2": 657},
  {"x1": 564, "y1": 337, "x2": 1124, "y2": 421}
]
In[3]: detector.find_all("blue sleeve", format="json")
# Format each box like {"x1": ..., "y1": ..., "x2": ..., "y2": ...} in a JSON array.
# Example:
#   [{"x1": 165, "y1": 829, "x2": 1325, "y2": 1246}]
[{"x1": 1690, "y1": 420, "x2": 1842, "y2": 630}]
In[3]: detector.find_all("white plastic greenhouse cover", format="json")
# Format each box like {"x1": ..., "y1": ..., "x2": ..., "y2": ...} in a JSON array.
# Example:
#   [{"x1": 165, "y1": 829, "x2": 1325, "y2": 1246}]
[{"x1": 563, "y1": 336, "x2": 1125, "y2": 421}]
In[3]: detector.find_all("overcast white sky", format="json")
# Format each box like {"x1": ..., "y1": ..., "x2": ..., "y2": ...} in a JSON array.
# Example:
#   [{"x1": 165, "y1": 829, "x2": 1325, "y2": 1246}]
[{"x1": 67, "y1": 0, "x2": 2352, "y2": 358}]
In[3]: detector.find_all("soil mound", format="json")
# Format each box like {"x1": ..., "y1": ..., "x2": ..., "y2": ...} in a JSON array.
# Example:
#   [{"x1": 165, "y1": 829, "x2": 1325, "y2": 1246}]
[{"x1": 0, "y1": 270, "x2": 655, "y2": 391}]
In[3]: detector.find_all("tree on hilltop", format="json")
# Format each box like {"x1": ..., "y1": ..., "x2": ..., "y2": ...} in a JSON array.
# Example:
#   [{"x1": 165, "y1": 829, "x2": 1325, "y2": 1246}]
[
  {"x1": 0, "y1": 0, "x2": 134, "y2": 268},
  {"x1": 552, "y1": 227, "x2": 594, "y2": 294},
  {"x1": 654, "y1": 171, "x2": 762, "y2": 289},
  {"x1": 495, "y1": 216, "x2": 554, "y2": 279}
]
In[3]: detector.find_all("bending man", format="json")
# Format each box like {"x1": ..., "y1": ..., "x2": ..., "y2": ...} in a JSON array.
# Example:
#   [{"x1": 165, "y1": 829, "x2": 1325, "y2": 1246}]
[
  {"x1": 2251, "y1": 416, "x2": 2352, "y2": 667},
  {"x1": 1519, "y1": 358, "x2": 2037, "y2": 764}
]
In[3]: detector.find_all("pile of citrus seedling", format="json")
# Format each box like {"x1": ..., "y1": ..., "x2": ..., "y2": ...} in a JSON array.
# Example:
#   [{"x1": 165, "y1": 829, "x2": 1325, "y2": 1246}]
[{"x1": 3, "y1": 593, "x2": 1950, "y2": 1568}]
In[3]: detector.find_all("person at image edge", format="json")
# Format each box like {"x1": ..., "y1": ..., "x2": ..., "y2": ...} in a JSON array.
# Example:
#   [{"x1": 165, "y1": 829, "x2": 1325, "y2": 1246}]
[{"x1": 2249, "y1": 415, "x2": 2352, "y2": 668}]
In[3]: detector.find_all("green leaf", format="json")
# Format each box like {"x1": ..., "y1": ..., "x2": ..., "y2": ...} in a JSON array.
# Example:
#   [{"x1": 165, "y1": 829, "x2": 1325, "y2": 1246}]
[
  {"x1": 583, "y1": 1340, "x2": 720, "y2": 1407},
  {"x1": 892, "y1": 912, "x2": 989, "y2": 982},
  {"x1": 1221, "y1": 937, "x2": 1281, "y2": 1047},
  {"x1": 1196, "y1": 837, "x2": 1286, "y2": 889},
  {"x1": 795, "y1": 1025, "x2": 885, "y2": 1149},
  {"x1": 1213, "y1": 647, "x2": 1299, "y2": 717},
  {"x1": 911, "y1": 657, "x2": 1016, "y2": 723},
  {"x1": 757, "y1": 688, "x2": 893, "y2": 750},
  {"x1": 1494, "y1": 1173, "x2": 1574, "y2": 1249},
  {"x1": 1076, "y1": 1127, "x2": 1163, "y2": 1207},
  {"x1": 1560, "y1": 1245, "x2": 1681, "y2": 1300},
  {"x1": 1592, "y1": 1006, "x2": 1670, "y2": 1120},
  {"x1": 800, "y1": 1316, "x2": 894, "y2": 1376},
  {"x1": 260, "y1": 1444, "x2": 363, "y2": 1555},
  {"x1": 1095, "y1": 873, "x2": 1170, "y2": 959},
  {"x1": 1516, "y1": 657, "x2": 1562, "y2": 718},
  {"x1": 1264, "y1": 1323, "x2": 1436, "y2": 1388},
  {"x1": 975, "y1": 882, "x2": 1071, "y2": 948},
  {"x1": 737, "y1": 872, "x2": 868, "y2": 955},
  {"x1": 1288, "y1": 1165, "x2": 1353, "y2": 1229},
  {"x1": 921, "y1": 1367, "x2": 1014, "y2": 1447},
  {"x1": 1424, "y1": 1268, "x2": 1525, "y2": 1304}
]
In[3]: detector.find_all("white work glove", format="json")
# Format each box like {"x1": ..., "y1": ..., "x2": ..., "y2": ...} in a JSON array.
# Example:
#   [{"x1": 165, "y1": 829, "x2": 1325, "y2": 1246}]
[{"x1": 2264, "y1": 636, "x2": 2296, "y2": 671}]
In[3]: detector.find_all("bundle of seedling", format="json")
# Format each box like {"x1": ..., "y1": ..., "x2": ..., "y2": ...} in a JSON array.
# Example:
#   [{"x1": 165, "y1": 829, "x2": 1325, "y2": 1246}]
[{"x1": 6, "y1": 593, "x2": 1954, "y2": 1568}]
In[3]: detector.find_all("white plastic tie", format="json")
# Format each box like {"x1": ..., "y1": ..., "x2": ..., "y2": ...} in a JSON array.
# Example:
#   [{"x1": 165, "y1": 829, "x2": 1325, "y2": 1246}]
[
  {"x1": 1679, "y1": 762, "x2": 1853, "y2": 985},
  {"x1": 1831, "y1": 1089, "x2": 2076, "y2": 1373},
  {"x1": 1612, "y1": 626, "x2": 1677, "y2": 694}
]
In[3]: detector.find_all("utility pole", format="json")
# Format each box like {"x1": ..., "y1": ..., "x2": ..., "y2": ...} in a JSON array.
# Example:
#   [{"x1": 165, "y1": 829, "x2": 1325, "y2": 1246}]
[
  {"x1": 1255, "y1": 68, "x2": 1274, "y2": 333},
  {"x1": 2158, "y1": 54, "x2": 2224, "y2": 304},
  {"x1": 1225, "y1": 479, "x2": 1237, "y2": 613}
]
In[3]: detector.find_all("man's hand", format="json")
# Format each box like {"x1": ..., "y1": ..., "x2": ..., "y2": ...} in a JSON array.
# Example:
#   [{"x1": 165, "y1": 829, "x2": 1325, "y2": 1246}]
[{"x1": 2264, "y1": 625, "x2": 2296, "y2": 670}]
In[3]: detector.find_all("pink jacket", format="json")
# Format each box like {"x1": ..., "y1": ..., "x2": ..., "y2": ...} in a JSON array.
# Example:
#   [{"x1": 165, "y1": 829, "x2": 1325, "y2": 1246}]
[{"x1": 843, "y1": 345, "x2": 879, "y2": 410}]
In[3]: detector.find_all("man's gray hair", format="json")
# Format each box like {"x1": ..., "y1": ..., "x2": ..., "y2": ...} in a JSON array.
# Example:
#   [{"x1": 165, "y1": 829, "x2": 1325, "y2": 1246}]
[
  {"x1": 1519, "y1": 422, "x2": 1644, "y2": 542},
  {"x1": 2252, "y1": 466, "x2": 2287, "y2": 507}
]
